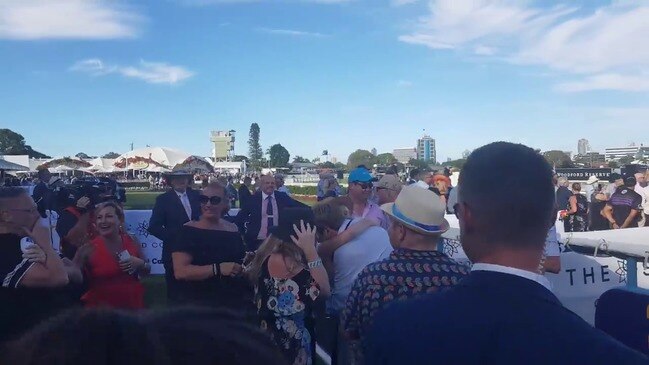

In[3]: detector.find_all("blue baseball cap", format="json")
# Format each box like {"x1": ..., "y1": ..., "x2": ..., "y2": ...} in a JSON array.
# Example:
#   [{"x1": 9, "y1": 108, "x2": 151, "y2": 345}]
[{"x1": 348, "y1": 168, "x2": 377, "y2": 183}]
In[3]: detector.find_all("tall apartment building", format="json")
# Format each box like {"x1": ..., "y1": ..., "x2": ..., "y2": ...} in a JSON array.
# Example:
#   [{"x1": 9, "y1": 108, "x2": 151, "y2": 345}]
[
  {"x1": 417, "y1": 135, "x2": 436, "y2": 162},
  {"x1": 578, "y1": 139, "x2": 590, "y2": 155}
]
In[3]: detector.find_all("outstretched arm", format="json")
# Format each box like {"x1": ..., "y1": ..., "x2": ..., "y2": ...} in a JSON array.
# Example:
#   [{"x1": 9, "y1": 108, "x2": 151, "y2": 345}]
[{"x1": 318, "y1": 219, "x2": 377, "y2": 275}]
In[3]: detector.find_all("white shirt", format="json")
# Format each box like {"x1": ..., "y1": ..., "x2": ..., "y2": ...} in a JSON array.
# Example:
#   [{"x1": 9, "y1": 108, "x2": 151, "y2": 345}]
[
  {"x1": 544, "y1": 225, "x2": 560, "y2": 257},
  {"x1": 176, "y1": 191, "x2": 192, "y2": 219},
  {"x1": 635, "y1": 184, "x2": 649, "y2": 212},
  {"x1": 471, "y1": 263, "x2": 553, "y2": 292},
  {"x1": 328, "y1": 218, "x2": 393, "y2": 312},
  {"x1": 413, "y1": 180, "x2": 429, "y2": 189}
]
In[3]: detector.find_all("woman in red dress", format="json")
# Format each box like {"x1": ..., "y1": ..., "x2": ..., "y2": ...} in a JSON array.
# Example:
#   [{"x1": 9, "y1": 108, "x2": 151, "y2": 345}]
[{"x1": 73, "y1": 202, "x2": 149, "y2": 309}]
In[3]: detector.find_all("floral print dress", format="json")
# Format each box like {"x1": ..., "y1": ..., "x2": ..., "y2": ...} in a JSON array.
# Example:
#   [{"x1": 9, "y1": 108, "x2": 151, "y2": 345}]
[{"x1": 256, "y1": 258, "x2": 321, "y2": 365}]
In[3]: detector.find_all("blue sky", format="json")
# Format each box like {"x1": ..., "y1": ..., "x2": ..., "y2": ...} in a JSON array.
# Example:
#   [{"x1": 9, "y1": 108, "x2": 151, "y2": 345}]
[{"x1": 1, "y1": 0, "x2": 648, "y2": 162}]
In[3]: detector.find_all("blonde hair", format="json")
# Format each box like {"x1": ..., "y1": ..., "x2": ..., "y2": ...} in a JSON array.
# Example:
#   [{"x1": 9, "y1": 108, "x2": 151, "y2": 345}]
[
  {"x1": 312, "y1": 198, "x2": 348, "y2": 231},
  {"x1": 246, "y1": 235, "x2": 307, "y2": 284},
  {"x1": 95, "y1": 201, "x2": 125, "y2": 222}
]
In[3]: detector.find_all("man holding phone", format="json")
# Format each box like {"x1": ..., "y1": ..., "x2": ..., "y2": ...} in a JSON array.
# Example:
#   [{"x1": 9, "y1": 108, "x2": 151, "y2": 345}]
[{"x1": 0, "y1": 187, "x2": 69, "y2": 343}]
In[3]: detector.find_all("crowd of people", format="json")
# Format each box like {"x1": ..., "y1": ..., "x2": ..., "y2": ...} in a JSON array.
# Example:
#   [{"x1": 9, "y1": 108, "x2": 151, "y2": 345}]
[
  {"x1": 0, "y1": 142, "x2": 647, "y2": 364},
  {"x1": 557, "y1": 171, "x2": 648, "y2": 232}
]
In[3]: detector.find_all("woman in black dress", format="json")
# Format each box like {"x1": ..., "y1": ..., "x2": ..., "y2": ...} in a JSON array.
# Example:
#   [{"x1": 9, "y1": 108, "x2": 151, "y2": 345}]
[
  {"x1": 171, "y1": 182, "x2": 253, "y2": 311},
  {"x1": 566, "y1": 182, "x2": 588, "y2": 232}
]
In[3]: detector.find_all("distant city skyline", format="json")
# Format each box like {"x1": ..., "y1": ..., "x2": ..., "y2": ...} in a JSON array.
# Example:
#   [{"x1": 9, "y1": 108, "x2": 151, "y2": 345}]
[{"x1": 1, "y1": 1, "x2": 648, "y2": 162}]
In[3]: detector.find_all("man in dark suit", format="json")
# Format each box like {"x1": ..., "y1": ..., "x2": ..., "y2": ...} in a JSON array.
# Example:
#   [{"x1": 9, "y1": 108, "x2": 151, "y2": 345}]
[
  {"x1": 32, "y1": 168, "x2": 52, "y2": 218},
  {"x1": 148, "y1": 170, "x2": 201, "y2": 303},
  {"x1": 238, "y1": 176, "x2": 252, "y2": 209},
  {"x1": 366, "y1": 142, "x2": 646, "y2": 364},
  {"x1": 236, "y1": 174, "x2": 305, "y2": 251}
]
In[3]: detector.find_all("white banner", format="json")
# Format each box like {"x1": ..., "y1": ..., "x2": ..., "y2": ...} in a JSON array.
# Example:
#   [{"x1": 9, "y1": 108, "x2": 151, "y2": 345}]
[
  {"x1": 124, "y1": 210, "x2": 166, "y2": 274},
  {"x1": 441, "y1": 215, "x2": 649, "y2": 325}
]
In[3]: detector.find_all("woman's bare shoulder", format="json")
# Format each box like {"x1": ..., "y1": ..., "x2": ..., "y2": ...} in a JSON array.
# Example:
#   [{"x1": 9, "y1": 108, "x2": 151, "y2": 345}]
[{"x1": 220, "y1": 220, "x2": 239, "y2": 232}]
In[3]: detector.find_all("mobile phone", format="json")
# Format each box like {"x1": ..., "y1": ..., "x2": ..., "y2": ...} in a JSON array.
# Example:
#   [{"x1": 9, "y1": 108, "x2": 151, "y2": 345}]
[
  {"x1": 20, "y1": 237, "x2": 35, "y2": 254},
  {"x1": 117, "y1": 250, "x2": 131, "y2": 262}
]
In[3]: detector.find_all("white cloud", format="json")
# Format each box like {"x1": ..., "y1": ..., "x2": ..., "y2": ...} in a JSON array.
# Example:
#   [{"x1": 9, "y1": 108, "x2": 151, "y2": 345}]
[
  {"x1": 256, "y1": 27, "x2": 328, "y2": 38},
  {"x1": 0, "y1": 0, "x2": 142, "y2": 40},
  {"x1": 400, "y1": 0, "x2": 649, "y2": 92},
  {"x1": 555, "y1": 73, "x2": 649, "y2": 93},
  {"x1": 70, "y1": 59, "x2": 194, "y2": 85},
  {"x1": 474, "y1": 45, "x2": 496, "y2": 55}
]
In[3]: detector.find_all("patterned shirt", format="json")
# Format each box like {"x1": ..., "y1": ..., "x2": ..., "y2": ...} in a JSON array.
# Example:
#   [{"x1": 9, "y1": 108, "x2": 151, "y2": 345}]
[{"x1": 342, "y1": 249, "x2": 469, "y2": 344}]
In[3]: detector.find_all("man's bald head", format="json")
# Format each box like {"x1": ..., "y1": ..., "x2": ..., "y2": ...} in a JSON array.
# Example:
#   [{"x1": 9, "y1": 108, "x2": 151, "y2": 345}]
[{"x1": 260, "y1": 174, "x2": 276, "y2": 195}]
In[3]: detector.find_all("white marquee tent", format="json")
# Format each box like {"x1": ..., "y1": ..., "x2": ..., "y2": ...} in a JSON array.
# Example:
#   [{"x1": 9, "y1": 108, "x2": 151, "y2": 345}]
[{"x1": 113, "y1": 147, "x2": 191, "y2": 172}]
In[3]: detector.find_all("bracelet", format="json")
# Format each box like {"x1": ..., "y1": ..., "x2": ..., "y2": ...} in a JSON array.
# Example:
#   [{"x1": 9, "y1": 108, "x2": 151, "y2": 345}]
[
  {"x1": 307, "y1": 258, "x2": 323, "y2": 269},
  {"x1": 212, "y1": 263, "x2": 220, "y2": 278}
]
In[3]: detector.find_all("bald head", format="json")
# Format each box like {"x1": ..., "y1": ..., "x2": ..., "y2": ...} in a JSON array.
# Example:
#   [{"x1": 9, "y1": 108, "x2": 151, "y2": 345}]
[
  {"x1": 260, "y1": 174, "x2": 276, "y2": 195},
  {"x1": 0, "y1": 187, "x2": 39, "y2": 230}
]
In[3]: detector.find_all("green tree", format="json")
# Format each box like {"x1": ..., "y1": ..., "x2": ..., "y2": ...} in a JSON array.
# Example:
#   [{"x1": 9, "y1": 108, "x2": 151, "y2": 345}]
[
  {"x1": 407, "y1": 158, "x2": 430, "y2": 171},
  {"x1": 248, "y1": 123, "x2": 263, "y2": 170},
  {"x1": 608, "y1": 161, "x2": 619, "y2": 168},
  {"x1": 543, "y1": 150, "x2": 574, "y2": 168},
  {"x1": 619, "y1": 156, "x2": 634, "y2": 165},
  {"x1": 75, "y1": 152, "x2": 91, "y2": 159},
  {"x1": 318, "y1": 161, "x2": 336, "y2": 169},
  {"x1": 102, "y1": 152, "x2": 120, "y2": 159},
  {"x1": 347, "y1": 149, "x2": 377, "y2": 170},
  {"x1": 232, "y1": 155, "x2": 249, "y2": 162},
  {"x1": 334, "y1": 162, "x2": 347, "y2": 171},
  {"x1": 267, "y1": 144, "x2": 290, "y2": 167},
  {"x1": 292, "y1": 156, "x2": 311, "y2": 163},
  {"x1": 376, "y1": 153, "x2": 397, "y2": 165},
  {"x1": 0, "y1": 128, "x2": 49, "y2": 158}
]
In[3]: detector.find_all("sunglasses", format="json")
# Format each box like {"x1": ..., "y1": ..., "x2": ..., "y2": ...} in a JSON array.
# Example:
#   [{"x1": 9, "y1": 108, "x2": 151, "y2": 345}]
[
  {"x1": 353, "y1": 182, "x2": 373, "y2": 190},
  {"x1": 199, "y1": 195, "x2": 222, "y2": 205}
]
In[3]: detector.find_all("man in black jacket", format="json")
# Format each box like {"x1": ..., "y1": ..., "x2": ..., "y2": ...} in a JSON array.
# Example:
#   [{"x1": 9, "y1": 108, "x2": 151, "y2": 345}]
[
  {"x1": 235, "y1": 174, "x2": 305, "y2": 251},
  {"x1": 238, "y1": 176, "x2": 252, "y2": 209},
  {"x1": 148, "y1": 170, "x2": 201, "y2": 303}
]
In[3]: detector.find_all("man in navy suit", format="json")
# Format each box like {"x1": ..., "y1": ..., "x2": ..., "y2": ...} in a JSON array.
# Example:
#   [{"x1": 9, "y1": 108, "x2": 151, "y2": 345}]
[
  {"x1": 366, "y1": 142, "x2": 646, "y2": 364},
  {"x1": 236, "y1": 174, "x2": 305, "y2": 251},
  {"x1": 148, "y1": 170, "x2": 201, "y2": 303}
]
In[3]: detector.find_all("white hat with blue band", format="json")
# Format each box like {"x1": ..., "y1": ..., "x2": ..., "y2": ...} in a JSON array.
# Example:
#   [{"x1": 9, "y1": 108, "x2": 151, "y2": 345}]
[{"x1": 380, "y1": 185, "x2": 449, "y2": 235}]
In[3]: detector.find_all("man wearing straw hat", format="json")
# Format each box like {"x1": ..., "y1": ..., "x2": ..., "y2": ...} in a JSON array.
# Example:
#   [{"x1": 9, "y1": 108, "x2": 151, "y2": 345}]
[
  {"x1": 342, "y1": 185, "x2": 468, "y2": 364},
  {"x1": 148, "y1": 168, "x2": 201, "y2": 303}
]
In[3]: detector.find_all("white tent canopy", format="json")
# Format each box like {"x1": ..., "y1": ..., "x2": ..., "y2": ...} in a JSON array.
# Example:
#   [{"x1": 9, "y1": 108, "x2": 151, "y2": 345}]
[
  {"x1": 82, "y1": 158, "x2": 119, "y2": 173},
  {"x1": 0, "y1": 155, "x2": 30, "y2": 172},
  {"x1": 114, "y1": 147, "x2": 191, "y2": 171}
]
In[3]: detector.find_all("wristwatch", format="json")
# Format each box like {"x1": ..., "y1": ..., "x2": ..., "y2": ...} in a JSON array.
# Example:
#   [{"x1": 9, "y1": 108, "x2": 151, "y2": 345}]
[{"x1": 307, "y1": 258, "x2": 323, "y2": 269}]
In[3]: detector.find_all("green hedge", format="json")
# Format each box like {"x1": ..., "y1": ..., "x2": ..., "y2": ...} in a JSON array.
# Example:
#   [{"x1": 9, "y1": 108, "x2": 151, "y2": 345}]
[
  {"x1": 287, "y1": 185, "x2": 347, "y2": 196},
  {"x1": 121, "y1": 181, "x2": 151, "y2": 189}
]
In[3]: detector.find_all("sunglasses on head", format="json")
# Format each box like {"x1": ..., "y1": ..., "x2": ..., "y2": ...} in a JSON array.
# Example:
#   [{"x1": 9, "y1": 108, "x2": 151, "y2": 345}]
[
  {"x1": 354, "y1": 182, "x2": 373, "y2": 190},
  {"x1": 198, "y1": 195, "x2": 222, "y2": 205}
]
